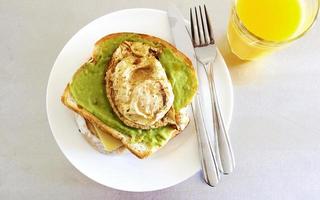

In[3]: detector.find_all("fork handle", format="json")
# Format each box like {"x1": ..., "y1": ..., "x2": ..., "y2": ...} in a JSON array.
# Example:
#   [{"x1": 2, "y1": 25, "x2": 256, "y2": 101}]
[
  {"x1": 192, "y1": 92, "x2": 220, "y2": 186},
  {"x1": 207, "y1": 61, "x2": 235, "y2": 174}
]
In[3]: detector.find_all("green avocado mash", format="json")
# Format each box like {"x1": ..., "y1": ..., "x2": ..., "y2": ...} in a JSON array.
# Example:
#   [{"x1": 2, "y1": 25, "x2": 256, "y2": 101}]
[{"x1": 69, "y1": 33, "x2": 197, "y2": 147}]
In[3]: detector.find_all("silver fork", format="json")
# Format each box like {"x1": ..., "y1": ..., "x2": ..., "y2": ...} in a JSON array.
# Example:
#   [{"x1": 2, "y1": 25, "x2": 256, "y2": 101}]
[{"x1": 190, "y1": 5, "x2": 235, "y2": 174}]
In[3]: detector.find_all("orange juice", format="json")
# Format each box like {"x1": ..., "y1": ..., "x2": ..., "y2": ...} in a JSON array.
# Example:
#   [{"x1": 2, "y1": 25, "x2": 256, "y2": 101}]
[{"x1": 228, "y1": 0, "x2": 304, "y2": 60}]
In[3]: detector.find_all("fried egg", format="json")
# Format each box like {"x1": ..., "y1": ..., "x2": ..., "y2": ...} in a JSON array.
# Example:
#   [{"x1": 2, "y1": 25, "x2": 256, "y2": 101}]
[{"x1": 106, "y1": 41, "x2": 176, "y2": 129}]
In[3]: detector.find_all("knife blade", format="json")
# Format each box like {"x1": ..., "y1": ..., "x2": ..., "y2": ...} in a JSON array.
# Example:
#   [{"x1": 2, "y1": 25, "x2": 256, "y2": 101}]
[
  {"x1": 167, "y1": 5, "x2": 221, "y2": 187},
  {"x1": 167, "y1": 6, "x2": 197, "y2": 67}
]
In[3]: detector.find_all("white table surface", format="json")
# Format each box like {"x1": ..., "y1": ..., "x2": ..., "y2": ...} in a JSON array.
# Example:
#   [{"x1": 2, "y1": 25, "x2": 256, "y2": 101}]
[{"x1": 1, "y1": 0, "x2": 320, "y2": 199}]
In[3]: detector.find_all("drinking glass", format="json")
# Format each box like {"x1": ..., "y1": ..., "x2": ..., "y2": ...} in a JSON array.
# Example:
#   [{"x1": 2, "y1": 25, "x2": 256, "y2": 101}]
[{"x1": 227, "y1": 0, "x2": 319, "y2": 60}]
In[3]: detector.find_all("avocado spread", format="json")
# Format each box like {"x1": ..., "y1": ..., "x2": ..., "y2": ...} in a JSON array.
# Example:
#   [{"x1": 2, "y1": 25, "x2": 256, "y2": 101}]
[{"x1": 69, "y1": 33, "x2": 197, "y2": 147}]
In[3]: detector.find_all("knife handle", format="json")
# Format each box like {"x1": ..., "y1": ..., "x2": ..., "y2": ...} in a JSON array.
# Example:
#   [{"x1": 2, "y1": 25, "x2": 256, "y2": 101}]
[
  {"x1": 207, "y1": 61, "x2": 235, "y2": 174},
  {"x1": 192, "y1": 92, "x2": 220, "y2": 186}
]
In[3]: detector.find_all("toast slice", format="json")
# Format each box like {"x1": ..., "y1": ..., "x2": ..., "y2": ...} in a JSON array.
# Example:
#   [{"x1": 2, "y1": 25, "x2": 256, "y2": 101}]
[{"x1": 61, "y1": 33, "x2": 196, "y2": 159}]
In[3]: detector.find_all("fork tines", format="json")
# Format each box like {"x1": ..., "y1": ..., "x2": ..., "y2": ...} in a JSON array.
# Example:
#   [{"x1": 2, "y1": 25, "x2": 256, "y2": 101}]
[{"x1": 190, "y1": 5, "x2": 215, "y2": 47}]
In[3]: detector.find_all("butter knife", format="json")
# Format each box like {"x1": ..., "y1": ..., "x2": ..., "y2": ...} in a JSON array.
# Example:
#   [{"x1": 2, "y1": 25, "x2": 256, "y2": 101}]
[{"x1": 167, "y1": 5, "x2": 220, "y2": 187}]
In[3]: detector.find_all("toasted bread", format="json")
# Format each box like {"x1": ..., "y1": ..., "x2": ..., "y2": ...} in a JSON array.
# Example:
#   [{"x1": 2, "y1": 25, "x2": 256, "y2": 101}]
[{"x1": 61, "y1": 33, "x2": 196, "y2": 158}]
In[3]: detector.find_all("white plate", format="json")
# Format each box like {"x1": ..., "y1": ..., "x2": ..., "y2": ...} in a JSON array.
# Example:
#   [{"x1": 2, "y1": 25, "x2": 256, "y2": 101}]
[{"x1": 46, "y1": 8, "x2": 233, "y2": 192}]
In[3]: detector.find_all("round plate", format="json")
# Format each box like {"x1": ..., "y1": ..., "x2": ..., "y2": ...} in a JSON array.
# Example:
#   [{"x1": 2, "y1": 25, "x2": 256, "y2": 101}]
[{"x1": 46, "y1": 8, "x2": 233, "y2": 192}]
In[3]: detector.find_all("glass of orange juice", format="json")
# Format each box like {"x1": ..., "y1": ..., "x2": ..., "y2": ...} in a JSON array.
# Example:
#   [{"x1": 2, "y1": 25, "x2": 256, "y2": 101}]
[{"x1": 227, "y1": 0, "x2": 319, "y2": 60}]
